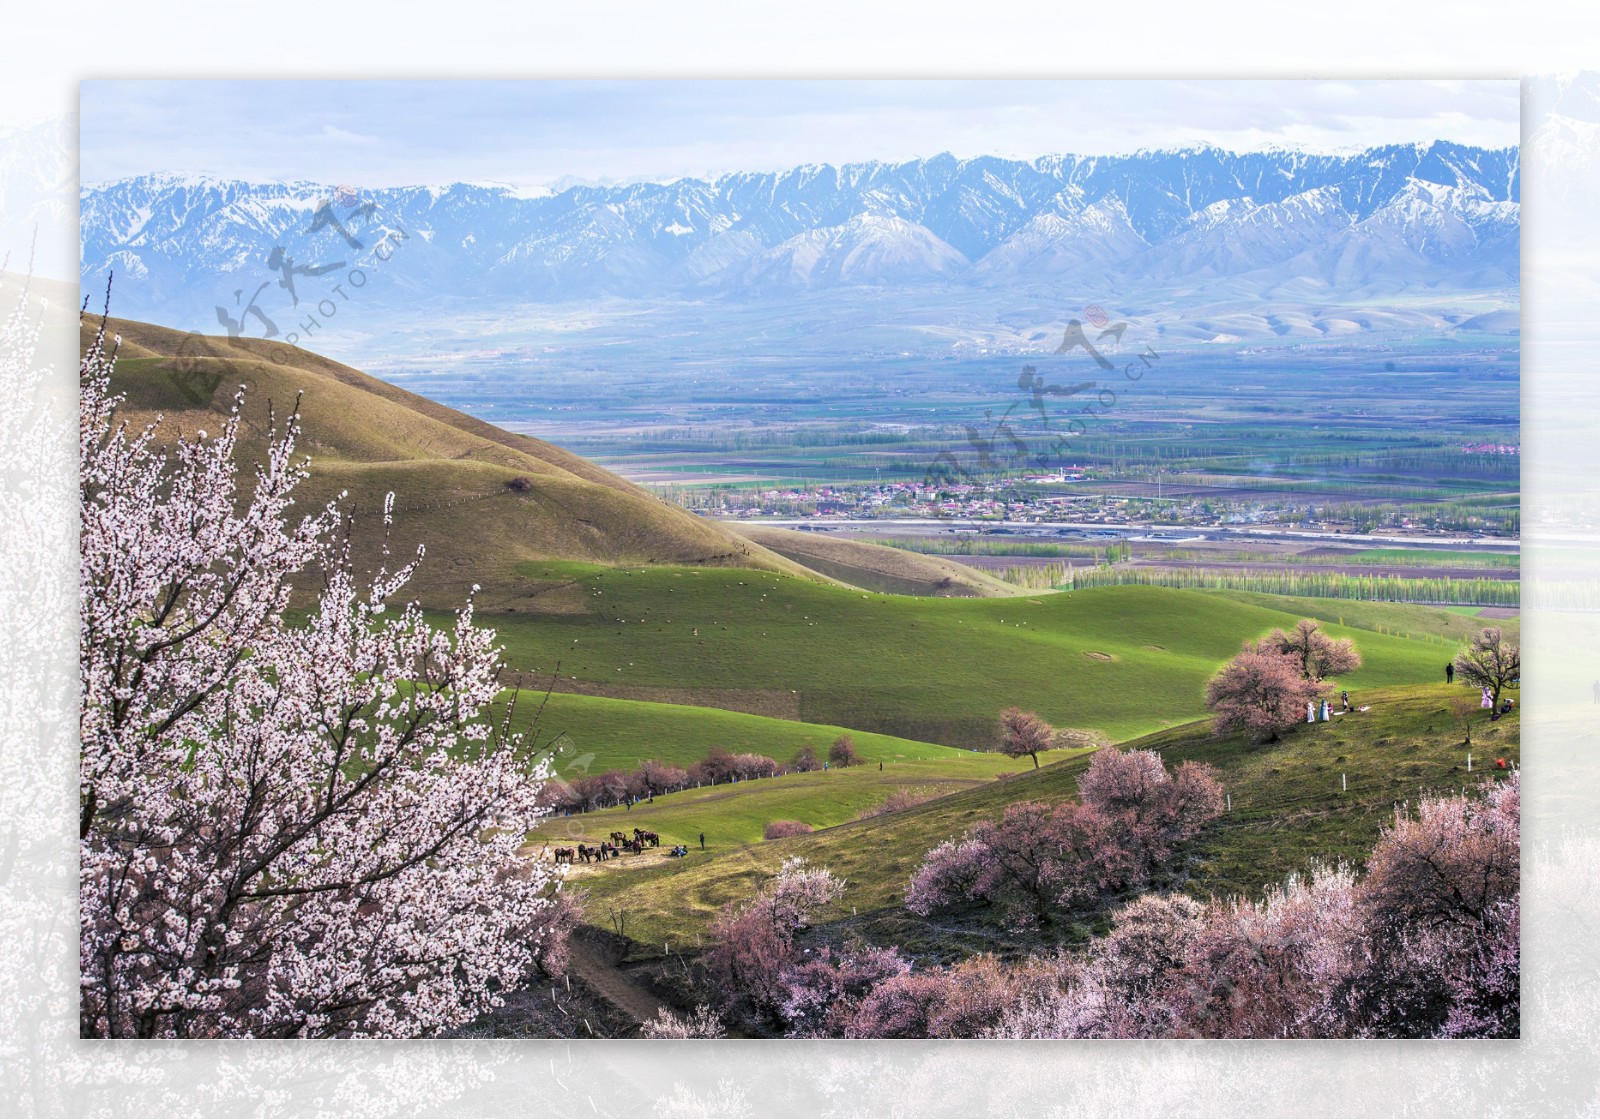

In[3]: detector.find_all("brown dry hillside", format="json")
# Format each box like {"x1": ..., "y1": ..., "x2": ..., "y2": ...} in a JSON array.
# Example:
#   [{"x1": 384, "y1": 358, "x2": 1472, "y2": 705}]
[
  {"x1": 731, "y1": 524, "x2": 1027, "y2": 598},
  {"x1": 87, "y1": 316, "x2": 815, "y2": 608}
]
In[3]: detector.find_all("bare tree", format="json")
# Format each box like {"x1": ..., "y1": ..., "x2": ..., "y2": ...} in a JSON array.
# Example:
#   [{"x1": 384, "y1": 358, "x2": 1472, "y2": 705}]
[
  {"x1": 1453, "y1": 627, "x2": 1521, "y2": 713},
  {"x1": 1448, "y1": 693, "x2": 1480, "y2": 744}
]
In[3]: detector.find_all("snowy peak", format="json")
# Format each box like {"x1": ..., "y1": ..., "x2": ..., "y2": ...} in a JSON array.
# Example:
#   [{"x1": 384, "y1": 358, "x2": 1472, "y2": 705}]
[
  {"x1": 746, "y1": 212, "x2": 969, "y2": 287},
  {"x1": 79, "y1": 142, "x2": 1519, "y2": 317},
  {"x1": 971, "y1": 196, "x2": 1147, "y2": 279}
]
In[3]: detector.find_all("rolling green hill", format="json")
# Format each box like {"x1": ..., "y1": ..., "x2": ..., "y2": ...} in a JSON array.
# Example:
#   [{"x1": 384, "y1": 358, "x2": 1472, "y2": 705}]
[
  {"x1": 511, "y1": 690, "x2": 998, "y2": 778},
  {"x1": 92, "y1": 316, "x2": 818, "y2": 607},
  {"x1": 481, "y1": 562, "x2": 1471, "y2": 748},
  {"x1": 567, "y1": 684, "x2": 1519, "y2": 958}
]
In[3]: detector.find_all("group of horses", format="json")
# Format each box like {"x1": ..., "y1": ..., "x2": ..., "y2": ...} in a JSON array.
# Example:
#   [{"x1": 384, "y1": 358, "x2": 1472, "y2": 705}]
[{"x1": 551, "y1": 827, "x2": 661, "y2": 865}]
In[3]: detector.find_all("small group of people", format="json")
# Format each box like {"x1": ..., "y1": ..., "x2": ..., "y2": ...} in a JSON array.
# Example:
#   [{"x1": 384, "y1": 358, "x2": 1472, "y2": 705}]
[
  {"x1": 1481, "y1": 687, "x2": 1515, "y2": 719},
  {"x1": 667, "y1": 844, "x2": 690, "y2": 858},
  {"x1": 1306, "y1": 691, "x2": 1355, "y2": 723}
]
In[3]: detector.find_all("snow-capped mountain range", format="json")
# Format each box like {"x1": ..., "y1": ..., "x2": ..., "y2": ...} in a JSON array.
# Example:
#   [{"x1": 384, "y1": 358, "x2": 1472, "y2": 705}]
[{"x1": 80, "y1": 141, "x2": 1519, "y2": 329}]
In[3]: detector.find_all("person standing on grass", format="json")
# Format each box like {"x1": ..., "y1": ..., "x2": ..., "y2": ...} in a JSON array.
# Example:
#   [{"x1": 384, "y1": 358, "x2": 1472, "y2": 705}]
[
  {"x1": 1321, "y1": 699, "x2": 1331, "y2": 721},
  {"x1": 699, "y1": 831, "x2": 705, "y2": 851},
  {"x1": 1308, "y1": 700, "x2": 1316, "y2": 724},
  {"x1": 1341, "y1": 690, "x2": 1350, "y2": 711},
  {"x1": 1446, "y1": 662, "x2": 1455, "y2": 684}
]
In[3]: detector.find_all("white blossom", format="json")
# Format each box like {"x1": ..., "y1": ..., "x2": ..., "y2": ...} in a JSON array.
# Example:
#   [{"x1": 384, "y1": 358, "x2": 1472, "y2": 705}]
[{"x1": 79, "y1": 315, "x2": 562, "y2": 1038}]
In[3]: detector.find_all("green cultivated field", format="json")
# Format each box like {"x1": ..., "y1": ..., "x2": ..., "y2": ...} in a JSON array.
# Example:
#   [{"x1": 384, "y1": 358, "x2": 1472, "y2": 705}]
[{"x1": 479, "y1": 563, "x2": 1477, "y2": 748}]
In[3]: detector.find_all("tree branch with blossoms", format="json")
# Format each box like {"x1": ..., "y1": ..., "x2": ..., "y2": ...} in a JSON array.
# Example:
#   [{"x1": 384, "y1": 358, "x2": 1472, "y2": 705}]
[{"x1": 79, "y1": 299, "x2": 568, "y2": 1038}]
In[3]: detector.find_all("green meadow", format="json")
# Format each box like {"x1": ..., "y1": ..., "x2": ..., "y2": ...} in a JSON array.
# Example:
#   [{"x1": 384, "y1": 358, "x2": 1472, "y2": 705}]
[
  {"x1": 478, "y1": 562, "x2": 1483, "y2": 749},
  {"x1": 535, "y1": 746, "x2": 1037, "y2": 851},
  {"x1": 509, "y1": 691, "x2": 994, "y2": 777}
]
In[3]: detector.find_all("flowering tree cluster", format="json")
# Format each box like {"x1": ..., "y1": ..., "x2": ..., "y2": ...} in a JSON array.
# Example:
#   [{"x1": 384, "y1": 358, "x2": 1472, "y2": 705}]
[
  {"x1": 689, "y1": 775, "x2": 1517, "y2": 1039},
  {"x1": 1205, "y1": 640, "x2": 1326, "y2": 742},
  {"x1": 541, "y1": 744, "x2": 795, "y2": 813},
  {"x1": 541, "y1": 736, "x2": 883, "y2": 815},
  {"x1": 828, "y1": 735, "x2": 861, "y2": 768},
  {"x1": 79, "y1": 317, "x2": 567, "y2": 1038},
  {"x1": 789, "y1": 744, "x2": 823, "y2": 771},
  {"x1": 1264, "y1": 618, "x2": 1362, "y2": 682},
  {"x1": 702, "y1": 857, "x2": 845, "y2": 1022},
  {"x1": 989, "y1": 773, "x2": 1520, "y2": 1039},
  {"x1": 692, "y1": 746, "x2": 786, "y2": 783},
  {"x1": 777, "y1": 943, "x2": 913, "y2": 1036},
  {"x1": 905, "y1": 749, "x2": 1224, "y2": 930},
  {"x1": 543, "y1": 759, "x2": 689, "y2": 812},
  {"x1": 839, "y1": 952, "x2": 1042, "y2": 1038},
  {"x1": 1206, "y1": 619, "x2": 1363, "y2": 742}
]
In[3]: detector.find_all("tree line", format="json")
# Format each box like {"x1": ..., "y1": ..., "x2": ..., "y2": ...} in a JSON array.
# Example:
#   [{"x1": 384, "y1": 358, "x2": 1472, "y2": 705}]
[
  {"x1": 543, "y1": 736, "x2": 865, "y2": 813},
  {"x1": 1063, "y1": 565, "x2": 1520, "y2": 606}
]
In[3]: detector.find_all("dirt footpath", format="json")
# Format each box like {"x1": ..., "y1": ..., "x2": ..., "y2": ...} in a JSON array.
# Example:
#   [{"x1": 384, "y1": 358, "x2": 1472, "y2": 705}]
[{"x1": 564, "y1": 938, "x2": 670, "y2": 1029}]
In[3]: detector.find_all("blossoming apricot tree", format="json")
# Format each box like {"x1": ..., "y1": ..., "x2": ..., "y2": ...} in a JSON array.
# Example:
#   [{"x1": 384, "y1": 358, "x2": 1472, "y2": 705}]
[{"x1": 79, "y1": 313, "x2": 564, "y2": 1038}]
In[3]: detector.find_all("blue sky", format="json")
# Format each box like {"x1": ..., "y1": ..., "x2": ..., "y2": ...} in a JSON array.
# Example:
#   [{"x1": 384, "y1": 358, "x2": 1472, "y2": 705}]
[{"x1": 79, "y1": 79, "x2": 1519, "y2": 188}]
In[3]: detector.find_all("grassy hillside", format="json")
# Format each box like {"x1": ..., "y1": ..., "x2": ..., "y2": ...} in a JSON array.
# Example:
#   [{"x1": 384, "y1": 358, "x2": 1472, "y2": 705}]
[
  {"x1": 92, "y1": 316, "x2": 815, "y2": 607},
  {"x1": 536, "y1": 749, "x2": 1038, "y2": 852},
  {"x1": 731, "y1": 524, "x2": 1025, "y2": 598},
  {"x1": 1199, "y1": 589, "x2": 1519, "y2": 648},
  {"x1": 480, "y1": 562, "x2": 1469, "y2": 748},
  {"x1": 520, "y1": 692, "x2": 1041, "y2": 858},
  {"x1": 568, "y1": 684, "x2": 1519, "y2": 958},
  {"x1": 509, "y1": 690, "x2": 995, "y2": 778}
]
